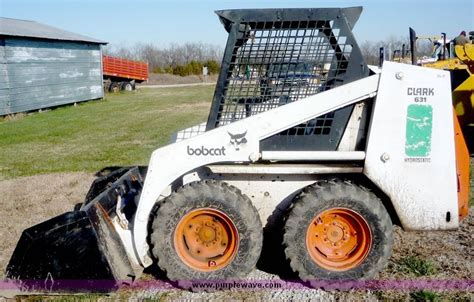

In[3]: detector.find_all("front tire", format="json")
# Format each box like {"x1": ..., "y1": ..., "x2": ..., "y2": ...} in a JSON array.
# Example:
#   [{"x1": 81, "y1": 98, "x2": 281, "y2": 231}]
[
  {"x1": 149, "y1": 181, "x2": 262, "y2": 287},
  {"x1": 284, "y1": 179, "x2": 393, "y2": 285}
]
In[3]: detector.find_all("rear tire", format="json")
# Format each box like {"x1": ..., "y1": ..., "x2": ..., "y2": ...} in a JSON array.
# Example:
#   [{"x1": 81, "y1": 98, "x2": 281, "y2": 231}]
[
  {"x1": 109, "y1": 81, "x2": 120, "y2": 93},
  {"x1": 283, "y1": 179, "x2": 393, "y2": 286},
  {"x1": 149, "y1": 181, "x2": 262, "y2": 288},
  {"x1": 121, "y1": 81, "x2": 133, "y2": 91}
]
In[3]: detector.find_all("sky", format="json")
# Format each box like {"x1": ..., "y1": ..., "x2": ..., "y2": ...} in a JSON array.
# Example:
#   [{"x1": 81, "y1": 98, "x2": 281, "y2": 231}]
[{"x1": 1, "y1": 0, "x2": 473, "y2": 49}]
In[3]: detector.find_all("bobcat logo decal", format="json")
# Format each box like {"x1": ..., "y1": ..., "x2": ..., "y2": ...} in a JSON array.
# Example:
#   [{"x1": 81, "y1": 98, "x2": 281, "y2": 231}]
[{"x1": 228, "y1": 131, "x2": 247, "y2": 151}]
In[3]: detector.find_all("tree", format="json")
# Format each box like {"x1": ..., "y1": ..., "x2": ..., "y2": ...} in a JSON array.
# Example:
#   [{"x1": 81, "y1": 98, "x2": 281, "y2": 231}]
[
  {"x1": 103, "y1": 42, "x2": 223, "y2": 75},
  {"x1": 360, "y1": 35, "x2": 411, "y2": 65}
]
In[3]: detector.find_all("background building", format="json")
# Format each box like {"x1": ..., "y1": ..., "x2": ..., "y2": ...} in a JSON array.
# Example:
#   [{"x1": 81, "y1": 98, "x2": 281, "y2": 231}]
[{"x1": 0, "y1": 17, "x2": 107, "y2": 115}]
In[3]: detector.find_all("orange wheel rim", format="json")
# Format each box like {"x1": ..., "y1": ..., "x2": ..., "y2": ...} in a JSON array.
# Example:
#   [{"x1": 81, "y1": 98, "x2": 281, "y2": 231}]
[
  {"x1": 306, "y1": 208, "x2": 372, "y2": 271},
  {"x1": 174, "y1": 208, "x2": 239, "y2": 271}
]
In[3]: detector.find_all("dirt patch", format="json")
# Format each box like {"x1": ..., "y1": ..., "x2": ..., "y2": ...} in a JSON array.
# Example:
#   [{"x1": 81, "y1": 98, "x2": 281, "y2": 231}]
[
  {"x1": 143, "y1": 73, "x2": 218, "y2": 86},
  {"x1": 374, "y1": 212, "x2": 473, "y2": 300},
  {"x1": 0, "y1": 172, "x2": 95, "y2": 279}
]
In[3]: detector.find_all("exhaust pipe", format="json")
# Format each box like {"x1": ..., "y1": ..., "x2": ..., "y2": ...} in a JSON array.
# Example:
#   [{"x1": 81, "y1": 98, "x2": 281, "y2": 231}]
[{"x1": 409, "y1": 27, "x2": 417, "y2": 65}]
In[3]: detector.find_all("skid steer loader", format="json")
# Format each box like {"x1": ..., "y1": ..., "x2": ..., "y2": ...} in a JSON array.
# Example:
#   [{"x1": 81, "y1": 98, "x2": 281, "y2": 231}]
[{"x1": 6, "y1": 7, "x2": 470, "y2": 291}]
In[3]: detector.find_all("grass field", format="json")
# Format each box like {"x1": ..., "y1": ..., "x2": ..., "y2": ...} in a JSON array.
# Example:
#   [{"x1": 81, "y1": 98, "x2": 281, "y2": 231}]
[{"x1": 0, "y1": 87, "x2": 214, "y2": 179}]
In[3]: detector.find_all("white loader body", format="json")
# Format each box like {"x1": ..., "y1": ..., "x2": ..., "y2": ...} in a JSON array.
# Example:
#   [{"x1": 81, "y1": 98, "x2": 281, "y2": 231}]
[{"x1": 114, "y1": 62, "x2": 458, "y2": 268}]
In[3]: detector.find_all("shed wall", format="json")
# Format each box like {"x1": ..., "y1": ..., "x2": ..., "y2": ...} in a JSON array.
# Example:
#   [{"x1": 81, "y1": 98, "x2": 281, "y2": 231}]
[
  {"x1": 0, "y1": 39, "x2": 9, "y2": 112},
  {"x1": 0, "y1": 38, "x2": 103, "y2": 115}
]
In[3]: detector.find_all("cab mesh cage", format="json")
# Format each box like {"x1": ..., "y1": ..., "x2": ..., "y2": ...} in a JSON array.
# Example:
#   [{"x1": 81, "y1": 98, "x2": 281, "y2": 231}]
[{"x1": 206, "y1": 7, "x2": 369, "y2": 151}]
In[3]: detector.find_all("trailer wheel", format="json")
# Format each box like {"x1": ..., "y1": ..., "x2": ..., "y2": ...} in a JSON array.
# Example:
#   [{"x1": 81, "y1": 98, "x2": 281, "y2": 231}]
[
  {"x1": 149, "y1": 181, "x2": 262, "y2": 288},
  {"x1": 284, "y1": 179, "x2": 393, "y2": 285},
  {"x1": 121, "y1": 81, "x2": 134, "y2": 91},
  {"x1": 109, "y1": 81, "x2": 121, "y2": 93}
]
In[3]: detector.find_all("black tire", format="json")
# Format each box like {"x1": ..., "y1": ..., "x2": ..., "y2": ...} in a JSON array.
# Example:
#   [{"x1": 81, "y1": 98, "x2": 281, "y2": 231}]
[
  {"x1": 109, "y1": 81, "x2": 120, "y2": 93},
  {"x1": 283, "y1": 179, "x2": 393, "y2": 285},
  {"x1": 121, "y1": 81, "x2": 133, "y2": 91},
  {"x1": 149, "y1": 180, "x2": 262, "y2": 288}
]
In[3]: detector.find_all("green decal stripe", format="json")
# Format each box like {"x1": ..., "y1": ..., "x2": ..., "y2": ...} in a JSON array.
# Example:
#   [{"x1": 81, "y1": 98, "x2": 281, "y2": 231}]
[{"x1": 405, "y1": 104, "x2": 433, "y2": 157}]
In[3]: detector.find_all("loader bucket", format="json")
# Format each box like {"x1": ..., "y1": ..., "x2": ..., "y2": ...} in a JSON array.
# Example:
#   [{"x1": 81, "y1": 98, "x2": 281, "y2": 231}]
[{"x1": 5, "y1": 167, "x2": 145, "y2": 292}]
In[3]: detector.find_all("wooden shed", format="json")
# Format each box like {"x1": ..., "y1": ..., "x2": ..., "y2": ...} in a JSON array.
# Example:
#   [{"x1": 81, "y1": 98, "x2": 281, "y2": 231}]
[{"x1": 0, "y1": 17, "x2": 107, "y2": 115}]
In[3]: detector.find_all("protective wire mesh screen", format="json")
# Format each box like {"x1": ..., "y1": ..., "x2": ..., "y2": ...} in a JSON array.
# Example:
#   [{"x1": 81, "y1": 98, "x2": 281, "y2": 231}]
[{"x1": 213, "y1": 20, "x2": 353, "y2": 137}]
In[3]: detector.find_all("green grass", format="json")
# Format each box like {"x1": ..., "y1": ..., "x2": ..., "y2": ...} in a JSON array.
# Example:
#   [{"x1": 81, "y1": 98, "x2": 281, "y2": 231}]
[
  {"x1": 398, "y1": 256, "x2": 437, "y2": 277},
  {"x1": 409, "y1": 290, "x2": 439, "y2": 302},
  {"x1": 0, "y1": 87, "x2": 214, "y2": 179}
]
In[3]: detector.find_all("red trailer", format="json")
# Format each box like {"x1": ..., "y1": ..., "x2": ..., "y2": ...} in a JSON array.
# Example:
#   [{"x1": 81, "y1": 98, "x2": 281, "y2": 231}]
[{"x1": 103, "y1": 55, "x2": 148, "y2": 92}]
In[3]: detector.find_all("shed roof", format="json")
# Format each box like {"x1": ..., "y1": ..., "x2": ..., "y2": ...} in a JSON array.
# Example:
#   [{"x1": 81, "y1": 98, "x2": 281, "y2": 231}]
[{"x1": 0, "y1": 17, "x2": 107, "y2": 44}]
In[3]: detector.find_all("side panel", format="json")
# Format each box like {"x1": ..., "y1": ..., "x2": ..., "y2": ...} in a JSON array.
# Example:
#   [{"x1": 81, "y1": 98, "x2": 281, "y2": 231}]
[
  {"x1": 364, "y1": 62, "x2": 458, "y2": 230},
  {"x1": 1, "y1": 38, "x2": 103, "y2": 115}
]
